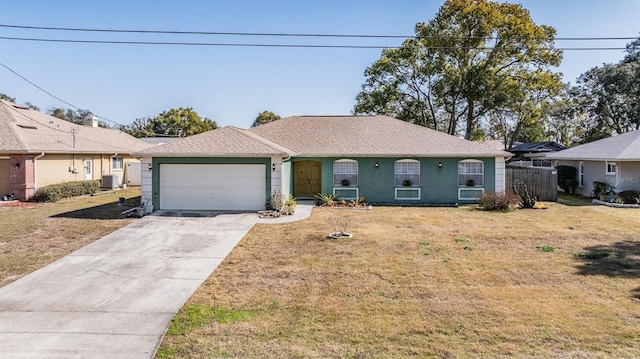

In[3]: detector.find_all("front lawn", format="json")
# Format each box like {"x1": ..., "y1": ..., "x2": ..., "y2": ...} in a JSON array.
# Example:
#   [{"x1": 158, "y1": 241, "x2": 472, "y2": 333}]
[{"x1": 158, "y1": 203, "x2": 640, "y2": 358}]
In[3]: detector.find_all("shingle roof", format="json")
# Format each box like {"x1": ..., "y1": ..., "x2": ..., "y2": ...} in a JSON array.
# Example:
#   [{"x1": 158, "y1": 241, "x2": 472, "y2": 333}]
[
  {"x1": 546, "y1": 130, "x2": 640, "y2": 161},
  {"x1": 249, "y1": 115, "x2": 510, "y2": 157},
  {"x1": 0, "y1": 99, "x2": 150, "y2": 154},
  {"x1": 134, "y1": 126, "x2": 291, "y2": 157}
]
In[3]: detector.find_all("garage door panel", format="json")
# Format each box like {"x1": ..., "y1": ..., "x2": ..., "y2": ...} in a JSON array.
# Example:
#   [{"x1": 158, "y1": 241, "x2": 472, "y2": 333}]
[{"x1": 159, "y1": 164, "x2": 266, "y2": 210}]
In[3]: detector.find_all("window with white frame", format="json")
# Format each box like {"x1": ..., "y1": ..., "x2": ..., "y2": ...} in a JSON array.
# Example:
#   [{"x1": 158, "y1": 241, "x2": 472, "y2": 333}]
[
  {"x1": 333, "y1": 159, "x2": 358, "y2": 186},
  {"x1": 579, "y1": 162, "x2": 584, "y2": 187},
  {"x1": 395, "y1": 159, "x2": 420, "y2": 186},
  {"x1": 458, "y1": 160, "x2": 484, "y2": 186},
  {"x1": 606, "y1": 162, "x2": 617, "y2": 175},
  {"x1": 112, "y1": 156, "x2": 123, "y2": 171}
]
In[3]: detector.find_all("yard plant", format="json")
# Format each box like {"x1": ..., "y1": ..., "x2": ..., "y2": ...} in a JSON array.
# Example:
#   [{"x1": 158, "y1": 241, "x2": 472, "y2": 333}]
[{"x1": 159, "y1": 203, "x2": 640, "y2": 358}]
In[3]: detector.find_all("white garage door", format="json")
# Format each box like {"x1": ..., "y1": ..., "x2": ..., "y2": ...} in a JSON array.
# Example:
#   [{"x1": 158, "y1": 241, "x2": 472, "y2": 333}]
[{"x1": 159, "y1": 164, "x2": 266, "y2": 210}]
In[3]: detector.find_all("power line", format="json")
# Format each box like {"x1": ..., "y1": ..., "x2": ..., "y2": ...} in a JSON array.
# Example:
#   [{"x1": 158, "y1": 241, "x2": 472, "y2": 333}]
[
  {"x1": 0, "y1": 36, "x2": 629, "y2": 51},
  {"x1": 0, "y1": 23, "x2": 636, "y2": 41},
  {"x1": 0, "y1": 61, "x2": 125, "y2": 127}
]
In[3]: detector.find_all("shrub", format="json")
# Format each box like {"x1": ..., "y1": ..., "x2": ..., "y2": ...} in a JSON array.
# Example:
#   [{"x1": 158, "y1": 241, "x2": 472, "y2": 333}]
[
  {"x1": 619, "y1": 190, "x2": 640, "y2": 204},
  {"x1": 556, "y1": 165, "x2": 577, "y2": 194},
  {"x1": 314, "y1": 193, "x2": 337, "y2": 206},
  {"x1": 477, "y1": 191, "x2": 521, "y2": 211},
  {"x1": 30, "y1": 180, "x2": 100, "y2": 202},
  {"x1": 513, "y1": 185, "x2": 537, "y2": 209},
  {"x1": 591, "y1": 181, "x2": 609, "y2": 198}
]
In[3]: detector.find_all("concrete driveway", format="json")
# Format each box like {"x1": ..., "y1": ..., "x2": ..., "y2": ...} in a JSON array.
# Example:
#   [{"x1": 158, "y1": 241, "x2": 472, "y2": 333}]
[{"x1": 0, "y1": 212, "x2": 259, "y2": 359}]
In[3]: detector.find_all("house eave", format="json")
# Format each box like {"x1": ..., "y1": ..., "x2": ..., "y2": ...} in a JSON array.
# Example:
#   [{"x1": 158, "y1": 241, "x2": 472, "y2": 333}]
[
  {"x1": 546, "y1": 156, "x2": 640, "y2": 162},
  {"x1": 131, "y1": 152, "x2": 289, "y2": 158},
  {"x1": 293, "y1": 152, "x2": 511, "y2": 158}
]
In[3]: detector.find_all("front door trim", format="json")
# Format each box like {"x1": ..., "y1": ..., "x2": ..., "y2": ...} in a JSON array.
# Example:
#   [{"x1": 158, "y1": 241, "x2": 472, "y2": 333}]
[{"x1": 294, "y1": 160, "x2": 322, "y2": 198}]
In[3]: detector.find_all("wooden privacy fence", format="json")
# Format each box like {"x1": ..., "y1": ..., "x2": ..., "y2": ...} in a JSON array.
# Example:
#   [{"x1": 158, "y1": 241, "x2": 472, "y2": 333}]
[{"x1": 505, "y1": 167, "x2": 558, "y2": 202}]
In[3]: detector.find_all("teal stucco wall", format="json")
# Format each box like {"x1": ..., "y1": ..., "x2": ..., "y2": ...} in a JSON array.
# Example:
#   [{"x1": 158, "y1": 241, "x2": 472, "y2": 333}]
[
  {"x1": 151, "y1": 157, "x2": 271, "y2": 210},
  {"x1": 291, "y1": 157, "x2": 496, "y2": 204}
]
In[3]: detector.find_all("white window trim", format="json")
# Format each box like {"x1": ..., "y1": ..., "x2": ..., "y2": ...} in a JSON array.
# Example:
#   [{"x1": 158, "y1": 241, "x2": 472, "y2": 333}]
[
  {"x1": 333, "y1": 187, "x2": 359, "y2": 200},
  {"x1": 112, "y1": 156, "x2": 124, "y2": 171},
  {"x1": 333, "y1": 159, "x2": 358, "y2": 186},
  {"x1": 458, "y1": 159, "x2": 484, "y2": 187},
  {"x1": 605, "y1": 161, "x2": 617, "y2": 175},
  {"x1": 395, "y1": 188, "x2": 421, "y2": 200},
  {"x1": 394, "y1": 159, "x2": 420, "y2": 186},
  {"x1": 579, "y1": 162, "x2": 584, "y2": 187},
  {"x1": 458, "y1": 188, "x2": 485, "y2": 201}
]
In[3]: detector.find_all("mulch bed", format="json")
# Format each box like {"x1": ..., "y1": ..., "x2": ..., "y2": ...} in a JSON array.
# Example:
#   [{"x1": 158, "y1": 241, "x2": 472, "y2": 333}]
[{"x1": 0, "y1": 201, "x2": 40, "y2": 208}]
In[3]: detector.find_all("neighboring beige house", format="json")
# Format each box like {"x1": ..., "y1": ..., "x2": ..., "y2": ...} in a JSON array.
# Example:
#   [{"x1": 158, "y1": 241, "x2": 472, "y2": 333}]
[{"x1": 0, "y1": 99, "x2": 151, "y2": 200}]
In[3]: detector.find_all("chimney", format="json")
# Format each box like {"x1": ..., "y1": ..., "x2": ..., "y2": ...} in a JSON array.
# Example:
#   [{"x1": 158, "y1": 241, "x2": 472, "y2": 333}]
[{"x1": 83, "y1": 115, "x2": 98, "y2": 128}]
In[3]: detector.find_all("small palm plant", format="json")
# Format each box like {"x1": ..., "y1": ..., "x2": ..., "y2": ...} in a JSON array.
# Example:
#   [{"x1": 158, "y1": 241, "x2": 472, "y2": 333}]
[{"x1": 314, "y1": 193, "x2": 337, "y2": 206}]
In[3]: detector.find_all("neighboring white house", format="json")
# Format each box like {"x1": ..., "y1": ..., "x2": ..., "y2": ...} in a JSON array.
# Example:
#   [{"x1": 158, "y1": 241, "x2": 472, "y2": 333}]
[{"x1": 546, "y1": 130, "x2": 640, "y2": 196}]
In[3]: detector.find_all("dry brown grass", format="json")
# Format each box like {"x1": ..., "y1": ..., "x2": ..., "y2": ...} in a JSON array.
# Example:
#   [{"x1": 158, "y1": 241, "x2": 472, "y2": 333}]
[
  {"x1": 0, "y1": 188, "x2": 141, "y2": 286},
  {"x1": 159, "y1": 202, "x2": 640, "y2": 358}
]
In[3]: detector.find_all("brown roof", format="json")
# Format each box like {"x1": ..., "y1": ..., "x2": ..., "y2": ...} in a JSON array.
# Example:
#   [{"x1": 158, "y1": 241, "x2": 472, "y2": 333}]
[
  {"x1": 0, "y1": 99, "x2": 150, "y2": 154},
  {"x1": 134, "y1": 126, "x2": 291, "y2": 157},
  {"x1": 134, "y1": 115, "x2": 510, "y2": 158},
  {"x1": 250, "y1": 115, "x2": 510, "y2": 157}
]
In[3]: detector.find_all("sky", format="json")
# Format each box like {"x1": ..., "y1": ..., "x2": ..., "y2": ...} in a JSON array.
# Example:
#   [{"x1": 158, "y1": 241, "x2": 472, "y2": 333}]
[{"x1": 1, "y1": 0, "x2": 639, "y2": 130}]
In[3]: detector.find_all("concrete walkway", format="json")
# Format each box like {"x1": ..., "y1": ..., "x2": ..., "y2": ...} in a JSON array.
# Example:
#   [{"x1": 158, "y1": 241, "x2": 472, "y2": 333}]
[{"x1": 0, "y1": 212, "x2": 259, "y2": 359}]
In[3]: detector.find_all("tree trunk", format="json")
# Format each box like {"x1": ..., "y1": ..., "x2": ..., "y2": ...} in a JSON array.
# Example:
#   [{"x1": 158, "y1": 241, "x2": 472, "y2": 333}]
[{"x1": 465, "y1": 99, "x2": 475, "y2": 140}]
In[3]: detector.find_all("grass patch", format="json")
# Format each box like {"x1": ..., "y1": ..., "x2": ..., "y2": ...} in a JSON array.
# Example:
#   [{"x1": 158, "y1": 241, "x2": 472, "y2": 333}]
[
  {"x1": 454, "y1": 237, "x2": 470, "y2": 243},
  {"x1": 158, "y1": 202, "x2": 640, "y2": 358},
  {"x1": 537, "y1": 245, "x2": 556, "y2": 252},
  {"x1": 167, "y1": 304, "x2": 251, "y2": 335}
]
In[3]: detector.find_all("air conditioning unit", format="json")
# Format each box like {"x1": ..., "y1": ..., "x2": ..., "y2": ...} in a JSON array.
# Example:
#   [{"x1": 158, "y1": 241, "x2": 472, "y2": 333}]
[{"x1": 101, "y1": 174, "x2": 119, "y2": 190}]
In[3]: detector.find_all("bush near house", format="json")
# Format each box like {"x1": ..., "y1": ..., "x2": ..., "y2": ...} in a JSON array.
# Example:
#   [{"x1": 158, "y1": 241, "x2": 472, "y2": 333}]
[
  {"x1": 30, "y1": 180, "x2": 101, "y2": 203},
  {"x1": 477, "y1": 191, "x2": 521, "y2": 211},
  {"x1": 619, "y1": 190, "x2": 640, "y2": 204}
]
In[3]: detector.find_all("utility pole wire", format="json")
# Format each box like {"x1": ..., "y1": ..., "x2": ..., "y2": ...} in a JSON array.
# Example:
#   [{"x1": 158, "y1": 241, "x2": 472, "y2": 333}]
[
  {"x1": 0, "y1": 36, "x2": 628, "y2": 50},
  {"x1": 0, "y1": 23, "x2": 637, "y2": 41},
  {"x1": 0, "y1": 61, "x2": 124, "y2": 127}
]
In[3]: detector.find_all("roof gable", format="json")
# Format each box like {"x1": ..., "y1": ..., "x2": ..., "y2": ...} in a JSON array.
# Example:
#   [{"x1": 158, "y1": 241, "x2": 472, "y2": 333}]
[
  {"x1": 546, "y1": 130, "x2": 640, "y2": 161},
  {"x1": 0, "y1": 99, "x2": 150, "y2": 154},
  {"x1": 134, "y1": 126, "x2": 291, "y2": 157}
]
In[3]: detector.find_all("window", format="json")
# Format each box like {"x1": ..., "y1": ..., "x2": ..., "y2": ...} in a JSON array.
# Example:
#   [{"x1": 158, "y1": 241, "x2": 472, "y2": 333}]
[
  {"x1": 579, "y1": 162, "x2": 584, "y2": 187},
  {"x1": 395, "y1": 160, "x2": 420, "y2": 186},
  {"x1": 606, "y1": 162, "x2": 617, "y2": 175},
  {"x1": 458, "y1": 160, "x2": 484, "y2": 186},
  {"x1": 112, "y1": 156, "x2": 123, "y2": 171},
  {"x1": 333, "y1": 159, "x2": 358, "y2": 186}
]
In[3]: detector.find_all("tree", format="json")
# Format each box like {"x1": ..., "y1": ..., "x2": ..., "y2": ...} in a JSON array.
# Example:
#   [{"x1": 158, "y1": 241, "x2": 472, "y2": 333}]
[
  {"x1": 251, "y1": 111, "x2": 281, "y2": 127},
  {"x1": 48, "y1": 107, "x2": 94, "y2": 125},
  {"x1": 119, "y1": 117, "x2": 155, "y2": 138},
  {"x1": 0, "y1": 93, "x2": 16, "y2": 102},
  {"x1": 573, "y1": 37, "x2": 639, "y2": 142},
  {"x1": 541, "y1": 85, "x2": 584, "y2": 147},
  {"x1": 23, "y1": 102, "x2": 40, "y2": 111},
  {"x1": 355, "y1": 0, "x2": 563, "y2": 139}
]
